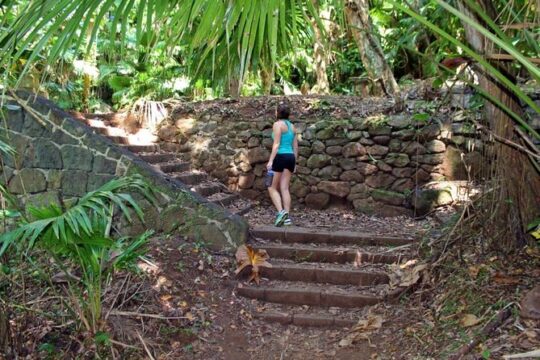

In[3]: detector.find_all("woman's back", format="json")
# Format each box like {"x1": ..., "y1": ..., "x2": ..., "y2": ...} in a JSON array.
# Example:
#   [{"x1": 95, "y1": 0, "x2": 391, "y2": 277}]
[{"x1": 274, "y1": 120, "x2": 294, "y2": 154}]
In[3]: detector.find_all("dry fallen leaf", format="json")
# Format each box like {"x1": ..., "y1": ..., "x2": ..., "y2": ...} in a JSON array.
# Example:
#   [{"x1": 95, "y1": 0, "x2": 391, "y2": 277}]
[
  {"x1": 339, "y1": 314, "x2": 383, "y2": 347},
  {"x1": 460, "y1": 313, "x2": 481, "y2": 327},
  {"x1": 492, "y1": 272, "x2": 520, "y2": 285},
  {"x1": 160, "y1": 294, "x2": 173, "y2": 302},
  {"x1": 468, "y1": 265, "x2": 481, "y2": 279},
  {"x1": 235, "y1": 245, "x2": 272, "y2": 284},
  {"x1": 388, "y1": 262, "x2": 427, "y2": 289}
]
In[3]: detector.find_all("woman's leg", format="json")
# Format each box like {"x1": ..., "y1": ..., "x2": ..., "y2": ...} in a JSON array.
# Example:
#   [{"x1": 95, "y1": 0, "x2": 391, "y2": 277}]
[
  {"x1": 279, "y1": 169, "x2": 292, "y2": 213},
  {"x1": 268, "y1": 171, "x2": 283, "y2": 212}
]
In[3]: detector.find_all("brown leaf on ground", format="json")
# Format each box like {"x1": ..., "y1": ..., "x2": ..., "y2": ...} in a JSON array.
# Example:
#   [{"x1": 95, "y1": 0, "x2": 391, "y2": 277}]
[
  {"x1": 339, "y1": 314, "x2": 383, "y2": 347},
  {"x1": 460, "y1": 314, "x2": 481, "y2": 327},
  {"x1": 388, "y1": 260, "x2": 427, "y2": 289},
  {"x1": 235, "y1": 245, "x2": 272, "y2": 284},
  {"x1": 492, "y1": 272, "x2": 521, "y2": 285}
]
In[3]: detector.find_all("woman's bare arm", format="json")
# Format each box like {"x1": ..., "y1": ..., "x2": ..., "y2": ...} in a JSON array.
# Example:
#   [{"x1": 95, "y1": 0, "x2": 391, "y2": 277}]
[
  {"x1": 267, "y1": 121, "x2": 282, "y2": 170},
  {"x1": 293, "y1": 126, "x2": 298, "y2": 160}
]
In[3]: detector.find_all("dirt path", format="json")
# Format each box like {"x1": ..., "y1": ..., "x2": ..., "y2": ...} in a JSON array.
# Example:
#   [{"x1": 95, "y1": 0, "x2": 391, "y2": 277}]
[{"x1": 136, "y1": 203, "x2": 436, "y2": 359}]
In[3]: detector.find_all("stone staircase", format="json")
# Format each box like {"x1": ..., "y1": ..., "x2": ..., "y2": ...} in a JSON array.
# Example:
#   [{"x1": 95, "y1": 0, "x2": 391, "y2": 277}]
[
  {"x1": 83, "y1": 118, "x2": 253, "y2": 216},
  {"x1": 81, "y1": 115, "x2": 415, "y2": 328},
  {"x1": 237, "y1": 226, "x2": 414, "y2": 327}
]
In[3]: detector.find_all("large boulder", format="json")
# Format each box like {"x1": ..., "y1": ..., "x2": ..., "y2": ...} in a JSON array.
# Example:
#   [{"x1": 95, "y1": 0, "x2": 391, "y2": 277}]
[
  {"x1": 426, "y1": 140, "x2": 446, "y2": 153},
  {"x1": 357, "y1": 162, "x2": 378, "y2": 175},
  {"x1": 409, "y1": 181, "x2": 468, "y2": 215},
  {"x1": 340, "y1": 170, "x2": 364, "y2": 182},
  {"x1": 318, "y1": 181, "x2": 351, "y2": 198},
  {"x1": 520, "y1": 285, "x2": 540, "y2": 320},
  {"x1": 385, "y1": 153, "x2": 410, "y2": 168},
  {"x1": 371, "y1": 189, "x2": 406, "y2": 206},
  {"x1": 157, "y1": 124, "x2": 178, "y2": 142},
  {"x1": 247, "y1": 148, "x2": 270, "y2": 164},
  {"x1": 238, "y1": 173, "x2": 255, "y2": 189},
  {"x1": 366, "y1": 145, "x2": 389, "y2": 156},
  {"x1": 305, "y1": 192, "x2": 330, "y2": 209},
  {"x1": 365, "y1": 173, "x2": 396, "y2": 189},
  {"x1": 307, "y1": 154, "x2": 332, "y2": 169},
  {"x1": 342, "y1": 143, "x2": 366, "y2": 158}
]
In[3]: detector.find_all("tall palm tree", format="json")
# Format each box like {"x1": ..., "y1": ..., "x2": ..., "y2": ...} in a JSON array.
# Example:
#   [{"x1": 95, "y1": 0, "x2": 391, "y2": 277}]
[{"x1": 0, "y1": 0, "x2": 328, "y2": 97}]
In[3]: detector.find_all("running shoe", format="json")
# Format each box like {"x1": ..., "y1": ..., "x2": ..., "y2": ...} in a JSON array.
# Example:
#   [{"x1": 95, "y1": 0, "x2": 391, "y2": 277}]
[
  {"x1": 274, "y1": 210, "x2": 287, "y2": 227},
  {"x1": 283, "y1": 216, "x2": 292, "y2": 226}
]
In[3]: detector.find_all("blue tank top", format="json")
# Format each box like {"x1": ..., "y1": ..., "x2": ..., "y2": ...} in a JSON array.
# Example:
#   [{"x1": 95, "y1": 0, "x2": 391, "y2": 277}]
[{"x1": 272, "y1": 120, "x2": 294, "y2": 154}]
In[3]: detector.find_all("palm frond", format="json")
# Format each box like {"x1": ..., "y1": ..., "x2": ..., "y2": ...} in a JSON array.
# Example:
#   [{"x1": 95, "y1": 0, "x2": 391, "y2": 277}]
[
  {"x1": 0, "y1": 175, "x2": 155, "y2": 256},
  {"x1": 387, "y1": 0, "x2": 540, "y2": 139},
  {"x1": 0, "y1": 0, "x2": 340, "y2": 94}
]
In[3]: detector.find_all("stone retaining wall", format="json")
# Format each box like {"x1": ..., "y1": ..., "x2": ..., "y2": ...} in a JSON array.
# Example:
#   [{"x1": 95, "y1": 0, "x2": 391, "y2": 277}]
[
  {"x1": 157, "y1": 97, "x2": 488, "y2": 217},
  {"x1": 0, "y1": 91, "x2": 248, "y2": 252}
]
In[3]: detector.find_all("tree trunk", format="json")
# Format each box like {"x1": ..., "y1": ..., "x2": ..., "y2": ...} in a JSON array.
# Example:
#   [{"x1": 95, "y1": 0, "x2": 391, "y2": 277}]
[
  {"x1": 344, "y1": 0, "x2": 400, "y2": 99},
  {"x1": 260, "y1": 64, "x2": 274, "y2": 95},
  {"x1": 228, "y1": 77, "x2": 241, "y2": 98},
  {"x1": 0, "y1": 304, "x2": 10, "y2": 354},
  {"x1": 311, "y1": 0, "x2": 330, "y2": 94},
  {"x1": 458, "y1": 1, "x2": 540, "y2": 248}
]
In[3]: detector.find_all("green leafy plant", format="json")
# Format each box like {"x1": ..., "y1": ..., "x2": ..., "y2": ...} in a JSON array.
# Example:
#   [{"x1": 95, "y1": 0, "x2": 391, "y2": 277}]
[{"x1": 0, "y1": 175, "x2": 156, "y2": 337}]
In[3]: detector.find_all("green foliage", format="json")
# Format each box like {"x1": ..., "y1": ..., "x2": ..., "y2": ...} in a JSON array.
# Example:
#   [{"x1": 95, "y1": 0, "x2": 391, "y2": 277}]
[
  {"x1": 0, "y1": 175, "x2": 156, "y2": 335},
  {"x1": 388, "y1": 0, "x2": 540, "y2": 140},
  {"x1": 0, "y1": 0, "x2": 538, "y2": 105}
]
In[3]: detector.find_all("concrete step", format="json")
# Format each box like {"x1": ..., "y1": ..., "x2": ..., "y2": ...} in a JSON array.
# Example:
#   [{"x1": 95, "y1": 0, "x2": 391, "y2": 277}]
[
  {"x1": 174, "y1": 172, "x2": 207, "y2": 185},
  {"x1": 106, "y1": 135, "x2": 129, "y2": 144},
  {"x1": 236, "y1": 283, "x2": 383, "y2": 308},
  {"x1": 139, "y1": 153, "x2": 177, "y2": 164},
  {"x1": 208, "y1": 192, "x2": 239, "y2": 206},
  {"x1": 121, "y1": 144, "x2": 160, "y2": 153},
  {"x1": 252, "y1": 243, "x2": 404, "y2": 264},
  {"x1": 90, "y1": 123, "x2": 127, "y2": 137},
  {"x1": 192, "y1": 183, "x2": 225, "y2": 197},
  {"x1": 259, "y1": 262, "x2": 389, "y2": 286},
  {"x1": 251, "y1": 226, "x2": 414, "y2": 247},
  {"x1": 254, "y1": 311, "x2": 356, "y2": 327},
  {"x1": 159, "y1": 162, "x2": 191, "y2": 173}
]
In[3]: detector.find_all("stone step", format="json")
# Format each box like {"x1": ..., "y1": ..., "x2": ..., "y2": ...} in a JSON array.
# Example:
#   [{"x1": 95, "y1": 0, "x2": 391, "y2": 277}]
[
  {"x1": 159, "y1": 162, "x2": 191, "y2": 174},
  {"x1": 251, "y1": 226, "x2": 413, "y2": 247},
  {"x1": 208, "y1": 192, "x2": 240, "y2": 206},
  {"x1": 139, "y1": 153, "x2": 177, "y2": 164},
  {"x1": 253, "y1": 311, "x2": 356, "y2": 327},
  {"x1": 174, "y1": 172, "x2": 207, "y2": 185},
  {"x1": 252, "y1": 243, "x2": 404, "y2": 264},
  {"x1": 106, "y1": 135, "x2": 130, "y2": 144},
  {"x1": 121, "y1": 144, "x2": 160, "y2": 153},
  {"x1": 236, "y1": 282, "x2": 383, "y2": 308},
  {"x1": 260, "y1": 262, "x2": 389, "y2": 286},
  {"x1": 90, "y1": 124, "x2": 127, "y2": 137},
  {"x1": 192, "y1": 183, "x2": 225, "y2": 197}
]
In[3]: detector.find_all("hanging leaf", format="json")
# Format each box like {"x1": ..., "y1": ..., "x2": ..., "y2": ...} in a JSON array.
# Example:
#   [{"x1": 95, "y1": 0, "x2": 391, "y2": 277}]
[{"x1": 235, "y1": 245, "x2": 271, "y2": 285}]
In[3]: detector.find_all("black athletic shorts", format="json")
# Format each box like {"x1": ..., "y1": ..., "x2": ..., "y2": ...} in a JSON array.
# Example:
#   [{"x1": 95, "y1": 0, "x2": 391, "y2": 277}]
[{"x1": 272, "y1": 153, "x2": 296, "y2": 172}]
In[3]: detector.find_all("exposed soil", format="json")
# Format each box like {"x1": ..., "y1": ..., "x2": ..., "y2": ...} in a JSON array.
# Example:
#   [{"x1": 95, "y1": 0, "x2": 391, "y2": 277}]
[
  {"x1": 247, "y1": 201, "x2": 434, "y2": 238},
  {"x1": 4, "y1": 202, "x2": 539, "y2": 359},
  {"x1": 168, "y1": 95, "x2": 400, "y2": 122}
]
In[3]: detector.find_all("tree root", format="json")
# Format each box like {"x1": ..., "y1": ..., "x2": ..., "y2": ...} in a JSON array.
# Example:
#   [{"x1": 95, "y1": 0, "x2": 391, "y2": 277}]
[{"x1": 448, "y1": 305, "x2": 513, "y2": 360}]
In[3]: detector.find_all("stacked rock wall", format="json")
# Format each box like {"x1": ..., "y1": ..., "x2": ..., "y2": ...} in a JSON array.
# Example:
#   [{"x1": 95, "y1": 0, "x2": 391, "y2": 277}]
[
  {"x1": 0, "y1": 92, "x2": 248, "y2": 252},
  {"x1": 158, "y1": 98, "x2": 487, "y2": 217}
]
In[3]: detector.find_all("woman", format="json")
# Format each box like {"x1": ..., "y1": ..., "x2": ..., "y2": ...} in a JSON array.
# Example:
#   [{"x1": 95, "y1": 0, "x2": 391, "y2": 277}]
[{"x1": 266, "y1": 103, "x2": 298, "y2": 227}]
